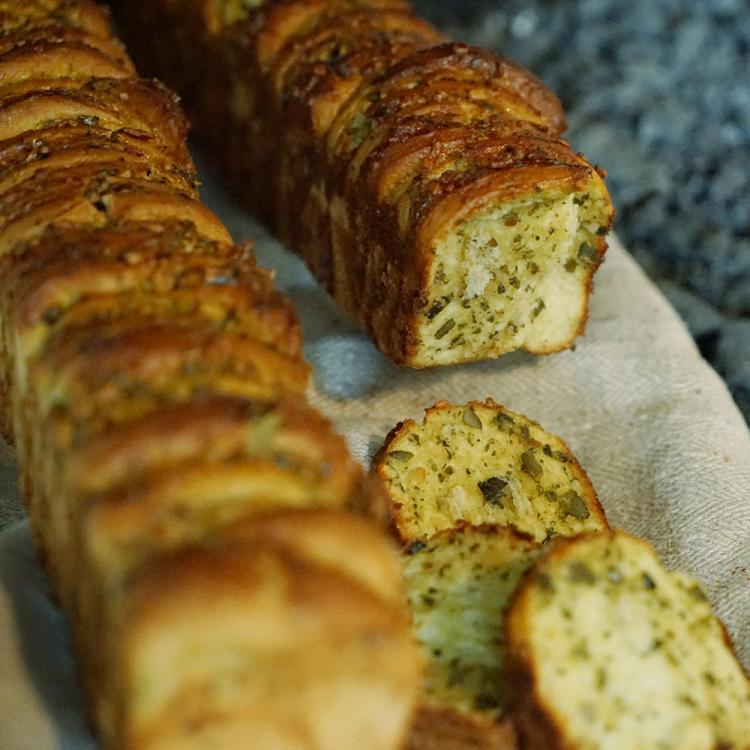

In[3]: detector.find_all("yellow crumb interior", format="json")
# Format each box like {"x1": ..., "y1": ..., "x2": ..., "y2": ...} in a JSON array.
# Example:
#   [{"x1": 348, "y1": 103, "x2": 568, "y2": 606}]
[
  {"x1": 414, "y1": 186, "x2": 610, "y2": 366},
  {"x1": 404, "y1": 528, "x2": 540, "y2": 717},
  {"x1": 381, "y1": 402, "x2": 605, "y2": 542},
  {"x1": 526, "y1": 535, "x2": 750, "y2": 749}
]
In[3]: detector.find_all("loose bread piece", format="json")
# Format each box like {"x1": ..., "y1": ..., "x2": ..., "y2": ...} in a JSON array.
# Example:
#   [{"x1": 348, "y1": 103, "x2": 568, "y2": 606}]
[
  {"x1": 375, "y1": 400, "x2": 609, "y2": 748},
  {"x1": 403, "y1": 525, "x2": 541, "y2": 749},
  {"x1": 111, "y1": 0, "x2": 614, "y2": 367},
  {"x1": 375, "y1": 399, "x2": 607, "y2": 543},
  {"x1": 506, "y1": 531, "x2": 750, "y2": 750},
  {"x1": 0, "y1": 3, "x2": 420, "y2": 748}
]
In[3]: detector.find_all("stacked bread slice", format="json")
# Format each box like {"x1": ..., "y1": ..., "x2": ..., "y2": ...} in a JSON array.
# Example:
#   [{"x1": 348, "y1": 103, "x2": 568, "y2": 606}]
[
  {"x1": 0, "y1": 3, "x2": 419, "y2": 748},
  {"x1": 402, "y1": 525, "x2": 541, "y2": 749},
  {"x1": 111, "y1": 0, "x2": 614, "y2": 367},
  {"x1": 375, "y1": 399, "x2": 608, "y2": 747},
  {"x1": 376, "y1": 400, "x2": 750, "y2": 749}
]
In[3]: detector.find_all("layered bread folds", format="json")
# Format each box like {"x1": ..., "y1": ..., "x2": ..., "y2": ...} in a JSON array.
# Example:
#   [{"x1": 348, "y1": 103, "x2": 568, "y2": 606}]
[
  {"x1": 0, "y1": 3, "x2": 419, "y2": 748},
  {"x1": 110, "y1": 0, "x2": 615, "y2": 367}
]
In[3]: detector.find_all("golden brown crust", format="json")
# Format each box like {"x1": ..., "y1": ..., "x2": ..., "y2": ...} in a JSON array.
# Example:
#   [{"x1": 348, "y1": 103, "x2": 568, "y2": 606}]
[
  {"x1": 65, "y1": 394, "x2": 344, "y2": 494},
  {"x1": 32, "y1": 314, "x2": 309, "y2": 419},
  {"x1": 0, "y1": 123, "x2": 196, "y2": 194},
  {"x1": 1, "y1": 222, "x2": 300, "y2": 359},
  {"x1": 114, "y1": 534, "x2": 419, "y2": 750},
  {"x1": 112, "y1": 0, "x2": 613, "y2": 366},
  {"x1": 219, "y1": 507, "x2": 406, "y2": 605},
  {"x1": 0, "y1": 77, "x2": 190, "y2": 148},
  {"x1": 0, "y1": 0, "x2": 112, "y2": 38},
  {"x1": 0, "y1": 3, "x2": 419, "y2": 748},
  {"x1": 0, "y1": 41, "x2": 132, "y2": 88},
  {"x1": 405, "y1": 704, "x2": 517, "y2": 750},
  {"x1": 0, "y1": 21, "x2": 130, "y2": 61}
]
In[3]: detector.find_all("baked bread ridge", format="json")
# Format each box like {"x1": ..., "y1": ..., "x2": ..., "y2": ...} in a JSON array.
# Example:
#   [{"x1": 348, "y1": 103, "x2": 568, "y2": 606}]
[
  {"x1": 85, "y1": 509, "x2": 421, "y2": 749},
  {"x1": 374, "y1": 398, "x2": 607, "y2": 543},
  {"x1": 110, "y1": 0, "x2": 614, "y2": 367},
  {"x1": 0, "y1": 3, "x2": 421, "y2": 748},
  {"x1": 506, "y1": 530, "x2": 750, "y2": 750}
]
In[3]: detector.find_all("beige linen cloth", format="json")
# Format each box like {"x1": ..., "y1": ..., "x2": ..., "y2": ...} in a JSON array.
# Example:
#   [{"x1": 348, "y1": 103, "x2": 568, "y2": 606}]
[{"x1": 0, "y1": 162, "x2": 748, "y2": 748}]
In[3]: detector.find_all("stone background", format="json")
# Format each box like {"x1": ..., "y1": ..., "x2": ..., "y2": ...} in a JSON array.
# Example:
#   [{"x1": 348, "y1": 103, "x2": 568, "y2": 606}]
[{"x1": 414, "y1": 0, "x2": 750, "y2": 422}]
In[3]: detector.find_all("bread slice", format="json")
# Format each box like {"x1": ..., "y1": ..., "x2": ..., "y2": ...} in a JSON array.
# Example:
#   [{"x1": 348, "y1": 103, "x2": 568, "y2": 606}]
[
  {"x1": 374, "y1": 399, "x2": 607, "y2": 543},
  {"x1": 403, "y1": 525, "x2": 541, "y2": 749},
  {"x1": 506, "y1": 531, "x2": 750, "y2": 750},
  {"x1": 375, "y1": 400, "x2": 609, "y2": 748}
]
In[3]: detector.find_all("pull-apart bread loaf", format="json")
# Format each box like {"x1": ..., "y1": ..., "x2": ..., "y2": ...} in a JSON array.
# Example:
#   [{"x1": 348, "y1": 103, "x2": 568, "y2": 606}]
[
  {"x1": 111, "y1": 0, "x2": 614, "y2": 367},
  {"x1": 507, "y1": 531, "x2": 750, "y2": 750},
  {"x1": 375, "y1": 400, "x2": 609, "y2": 748},
  {"x1": 0, "y1": 3, "x2": 420, "y2": 748}
]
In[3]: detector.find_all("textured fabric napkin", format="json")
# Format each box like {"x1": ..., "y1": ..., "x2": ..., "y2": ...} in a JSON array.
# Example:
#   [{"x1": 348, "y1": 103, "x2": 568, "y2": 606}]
[{"x1": 0, "y1": 163, "x2": 748, "y2": 747}]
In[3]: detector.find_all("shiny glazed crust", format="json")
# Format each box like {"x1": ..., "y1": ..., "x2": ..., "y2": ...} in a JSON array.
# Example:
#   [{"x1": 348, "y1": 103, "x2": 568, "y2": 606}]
[
  {"x1": 111, "y1": 0, "x2": 614, "y2": 367},
  {"x1": 0, "y1": 3, "x2": 419, "y2": 748}
]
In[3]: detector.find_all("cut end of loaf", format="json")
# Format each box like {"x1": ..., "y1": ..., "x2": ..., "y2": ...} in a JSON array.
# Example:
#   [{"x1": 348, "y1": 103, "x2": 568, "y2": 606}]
[
  {"x1": 375, "y1": 399, "x2": 607, "y2": 543},
  {"x1": 411, "y1": 181, "x2": 612, "y2": 367}
]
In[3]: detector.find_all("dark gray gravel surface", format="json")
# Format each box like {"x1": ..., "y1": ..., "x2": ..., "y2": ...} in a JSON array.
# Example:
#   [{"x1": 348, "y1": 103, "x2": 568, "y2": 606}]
[{"x1": 415, "y1": 0, "x2": 750, "y2": 423}]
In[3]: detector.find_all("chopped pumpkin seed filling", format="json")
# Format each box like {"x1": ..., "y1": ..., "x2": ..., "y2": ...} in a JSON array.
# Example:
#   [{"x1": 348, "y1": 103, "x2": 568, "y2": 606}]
[
  {"x1": 414, "y1": 189, "x2": 610, "y2": 365},
  {"x1": 525, "y1": 534, "x2": 750, "y2": 748},
  {"x1": 404, "y1": 528, "x2": 541, "y2": 717},
  {"x1": 381, "y1": 402, "x2": 605, "y2": 542}
]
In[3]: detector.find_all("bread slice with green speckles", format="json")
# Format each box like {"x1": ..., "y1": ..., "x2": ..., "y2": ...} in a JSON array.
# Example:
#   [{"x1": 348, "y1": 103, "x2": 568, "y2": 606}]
[
  {"x1": 375, "y1": 400, "x2": 608, "y2": 749},
  {"x1": 402, "y1": 524, "x2": 542, "y2": 749},
  {"x1": 374, "y1": 399, "x2": 607, "y2": 543},
  {"x1": 506, "y1": 531, "x2": 750, "y2": 750}
]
